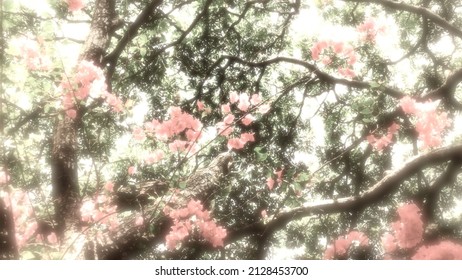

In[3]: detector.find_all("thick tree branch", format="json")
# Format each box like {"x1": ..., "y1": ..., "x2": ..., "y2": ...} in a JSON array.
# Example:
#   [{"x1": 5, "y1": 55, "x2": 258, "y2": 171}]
[
  {"x1": 423, "y1": 68, "x2": 462, "y2": 109},
  {"x1": 103, "y1": 0, "x2": 164, "y2": 82},
  {"x1": 226, "y1": 144, "x2": 462, "y2": 245},
  {"x1": 342, "y1": 0, "x2": 462, "y2": 39},
  {"x1": 89, "y1": 153, "x2": 232, "y2": 259}
]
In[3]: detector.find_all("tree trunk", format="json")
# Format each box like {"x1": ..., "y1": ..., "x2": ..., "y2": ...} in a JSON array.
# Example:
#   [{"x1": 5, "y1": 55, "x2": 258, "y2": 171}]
[
  {"x1": 51, "y1": 0, "x2": 117, "y2": 237},
  {"x1": 0, "y1": 198, "x2": 18, "y2": 259}
]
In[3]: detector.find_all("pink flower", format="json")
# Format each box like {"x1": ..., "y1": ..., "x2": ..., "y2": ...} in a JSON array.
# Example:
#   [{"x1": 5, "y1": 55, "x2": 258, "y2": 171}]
[
  {"x1": 237, "y1": 93, "x2": 250, "y2": 111},
  {"x1": 399, "y1": 96, "x2": 417, "y2": 114},
  {"x1": 250, "y1": 94, "x2": 262, "y2": 105},
  {"x1": 321, "y1": 57, "x2": 332, "y2": 65},
  {"x1": 186, "y1": 129, "x2": 202, "y2": 142},
  {"x1": 104, "y1": 181, "x2": 114, "y2": 192},
  {"x1": 66, "y1": 109, "x2": 77, "y2": 120},
  {"x1": 14, "y1": 37, "x2": 51, "y2": 71},
  {"x1": 80, "y1": 200, "x2": 96, "y2": 222},
  {"x1": 266, "y1": 177, "x2": 275, "y2": 190},
  {"x1": 241, "y1": 114, "x2": 256, "y2": 126},
  {"x1": 144, "y1": 119, "x2": 160, "y2": 134},
  {"x1": 47, "y1": 233, "x2": 58, "y2": 244},
  {"x1": 332, "y1": 41, "x2": 344, "y2": 54},
  {"x1": 392, "y1": 203, "x2": 424, "y2": 249},
  {"x1": 227, "y1": 138, "x2": 245, "y2": 150},
  {"x1": 388, "y1": 122, "x2": 400, "y2": 134},
  {"x1": 347, "y1": 230, "x2": 369, "y2": 246},
  {"x1": 338, "y1": 67, "x2": 356, "y2": 78},
  {"x1": 357, "y1": 18, "x2": 385, "y2": 42},
  {"x1": 144, "y1": 150, "x2": 164, "y2": 165},
  {"x1": 187, "y1": 199, "x2": 203, "y2": 215},
  {"x1": 258, "y1": 104, "x2": 271, "y2": 114},
  {"x1": 216, "y1": 122, "x2": 233, "y2": 136},
  {"x1": 400, "y1": 97, "x2": 451, "y2": 148},
  {"x1": 323, "y1": 230, "x2": 369, "y2": 259},
  {"x1": 66, "y1": 0, "x2": 85, "y2": 12},
  {"x1": 261, "y1": 209, "x2": 268, "y2": 219},
  {"x1": 311, "y1": 40, "x2": 329, "y2": 60},
  {"x1": 168, "y1": 140, "x2": 190, "y2": 153},
  {"x1": 165, "y1": 199, "x2": 226, "y2": 249},
  {"x1": 240, "y1": 132, "x2": 255, "y2": 142},
  {"x1": 221, "y1": 103, "x2": 231, "y2": 114},
  {"x1": 104, "y1": 93, "x2": 124, "y2": 112},
  {"x1": 274, "y1": 169, "x2": 283, "y2": 184},
  {"x1": 135, "y1": 215, "x2": 144, "y2": 226},
  {"x1": 197, "y1": 100, "x2": 205, "y2": 111},
  {"x1": 0, "y1": 168, "x2": 10, "y2": 185},
  {"x1": 382, "y1": 233, "x2": 397, "y2": 254},
  {"x1": 223, "y1": 114, "x2": 235, "y2": 125},
  {"x1": 311, "y1": 46, "x2": 321, "y2": 60},
  {"x1": 229, "y1": 92, "x2": 239, "y2": 104},
  {"x1": 368, "y1": 123, "x2": 400, "y2": 151},
  {"x1": 412, "y1": 241, "x2": 462, "y2": 260},
  {"x1": 347, "y1": 53, "x2": 357, "y2": 65},
  {"x1": 132, "y1": 126, "x2": 146, "y2": 141},
  {"x1": 128, "y1": 166, "x2": 137, "y2": 175}
]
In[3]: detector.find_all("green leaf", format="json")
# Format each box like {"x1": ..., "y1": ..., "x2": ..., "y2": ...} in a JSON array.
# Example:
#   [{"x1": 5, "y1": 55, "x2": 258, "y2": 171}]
[
  {"x1": 296, "y1": 172, "x2": 310, "y2": 182},
  {"x1": 254, "y1": 146, "x2": 268, "y2": 161},
  {"x1": 361, "y1": 107, "x2": 372, "y2": 115},
  {"x1": 369, "y1": 81, "x2": 381, "y2": 88}
]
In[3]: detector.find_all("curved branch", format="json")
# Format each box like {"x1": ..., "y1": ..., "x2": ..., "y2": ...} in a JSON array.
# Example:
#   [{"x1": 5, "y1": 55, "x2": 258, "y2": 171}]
[
  {"x1": 226, "y1": 144, "x2": 462, "y2": 244},
  {"x1": 103, "y1": 0, "x2": 164, "y2": 82},
  {"x1": 423, "y1": 67, "x2": 462, "y2": 109},
  {"x1": 342, "y1": 0, "x2": 462, "y2": 39},
  {"x1": 219, "y1": 55, "x2": 405, "y2": 99}
]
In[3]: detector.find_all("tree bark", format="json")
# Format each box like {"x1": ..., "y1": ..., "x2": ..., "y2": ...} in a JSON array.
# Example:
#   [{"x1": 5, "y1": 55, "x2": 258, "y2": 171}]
[
  {"x1": 0, "y1": 198, "x2": 19, "y2": 259},
  {"x1": 51, "y1": 0, "x2": 117, "y2": 237}
]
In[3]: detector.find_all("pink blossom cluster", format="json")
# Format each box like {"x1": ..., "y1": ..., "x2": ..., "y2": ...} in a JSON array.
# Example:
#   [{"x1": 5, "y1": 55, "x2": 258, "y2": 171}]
[
  {"x1": 382, "y1": 203, "x2": 462, "y2": 259},
  {"x1": 80, "y1": 194, "x2": 119, "y2": 232},
  {"x1": 323, "y1": 230, "x2": 369, "y2": 259},
  {"x1": 357, "y1": 18, "x2": 386, "y2": 42},
  {"x1": 217, "y1": 92, "x2": 269, "y2": 150},
  {"x1": 0, "y1": 190, "x2": 58, "y2": 249},
  {"x1": 381, "y1": 203, "x2": 424, "y2": 257},
  {"x1": 367, "y1": 122, "x2": 400, "y2": 151},
  {"x1": 227, "y1": 132, "x2": 255, "y2": 150},
  {"x1": 143, "y1": 150, "x2": 165, "y2": 165},
  {"x1": 391, "y1": 203, "x2": 424, "y2": 249},
  {"x1": 412, "y1": 241, "x2": 462, "y2": 260},
  {"x1": 310, "y1": 40, "x2": 358, "y2": 78},
  {"x1": 196, "y1": 100, "x2": 213, "y2": 114},
  {"x1": 66, "y1": 0, "x2": 85, "y2": 12},
  {"x1": 60, "y1": 60, "x2": 123, "y2": 119},
  {"x1": 138, "y1": 106, "x2": 203, "y2": 154},
  {"x1": 164, "y1": 199, "x2": 227, "y2": 250},
  {"x1": 14, "y1": 37, "x2": 51, "y2": 71},
  {"x1": 266, "y1": 169, "x2": 283, "y2": 190},
  {"x1": 0, "y1": 167, "x2": 10, "y2": 185},
  {"x1": 399, "y1": 96, "x2": 451, "y2": 149}
]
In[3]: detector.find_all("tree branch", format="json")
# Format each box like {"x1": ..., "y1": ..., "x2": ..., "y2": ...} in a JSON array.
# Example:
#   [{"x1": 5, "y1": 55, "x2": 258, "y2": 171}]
[
  {"x1": 342, "y1": 0, "x2": 462, "y2": 39},
  {"x1": 423, "y1": 67, "x2": 462, "y2": 109},
  {"x1": 219, "y1": 55, "x2": 405, "y2": 99},
  {"x1": 103, "y1": 0, "x2": 164, "y2": 82},
  {"x1": 226, "y1": 144, "x2": 462, "y2": 245}
]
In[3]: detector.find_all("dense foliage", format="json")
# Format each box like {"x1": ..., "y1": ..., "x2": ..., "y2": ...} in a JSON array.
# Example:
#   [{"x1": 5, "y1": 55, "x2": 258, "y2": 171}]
[{"x1": 1, "y1": 0, "x2": 462, "y2": 260}]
